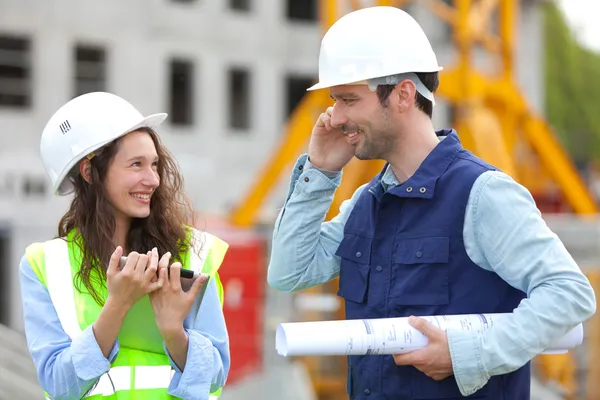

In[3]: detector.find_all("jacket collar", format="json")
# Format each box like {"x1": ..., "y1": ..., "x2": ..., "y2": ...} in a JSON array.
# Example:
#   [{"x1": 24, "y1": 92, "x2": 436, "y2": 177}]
[{"x1": 368, "y1": 129, "x2": 462, "y2": 201}]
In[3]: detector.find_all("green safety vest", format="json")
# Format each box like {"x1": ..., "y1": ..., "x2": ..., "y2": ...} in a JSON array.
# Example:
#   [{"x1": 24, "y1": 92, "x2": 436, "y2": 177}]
[{"x1": 25, "y1": 227, "x2": 228, "y2": 399}]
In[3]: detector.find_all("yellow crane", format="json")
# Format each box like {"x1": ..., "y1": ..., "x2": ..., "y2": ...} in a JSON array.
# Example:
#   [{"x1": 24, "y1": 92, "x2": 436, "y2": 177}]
[
  {"x1": 229, "y1": 1, "x2": 600, "y2": 398},
  {"x1": 230, "y1": 0, "x2": 597, "y2": 227}
]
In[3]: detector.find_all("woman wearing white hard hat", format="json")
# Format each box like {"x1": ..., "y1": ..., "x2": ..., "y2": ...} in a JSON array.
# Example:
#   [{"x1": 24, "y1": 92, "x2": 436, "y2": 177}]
[{"x1": 19, "y1": 92, "x2": 230, "y2": 400}]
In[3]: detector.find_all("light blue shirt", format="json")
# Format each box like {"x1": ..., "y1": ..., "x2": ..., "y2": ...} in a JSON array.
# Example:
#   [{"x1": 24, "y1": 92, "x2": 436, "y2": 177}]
[
  {"x1": 267, "y1": 153, "x2": 596, "y2": 396},
  {"x1": 19, "y1": 253, "x2": 230, "y2": 400}
]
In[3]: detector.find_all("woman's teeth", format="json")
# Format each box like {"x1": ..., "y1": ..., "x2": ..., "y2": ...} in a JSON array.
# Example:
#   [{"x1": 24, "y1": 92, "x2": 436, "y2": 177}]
[{"x1": 132, "y1": 193, "x2": 150, "y2": 200}]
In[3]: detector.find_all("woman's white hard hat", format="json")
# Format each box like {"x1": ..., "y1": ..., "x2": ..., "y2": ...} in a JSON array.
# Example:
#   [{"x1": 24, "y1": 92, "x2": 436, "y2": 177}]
[{"x1": 40, "y1": 92, "x2": 167, "y2": 196}]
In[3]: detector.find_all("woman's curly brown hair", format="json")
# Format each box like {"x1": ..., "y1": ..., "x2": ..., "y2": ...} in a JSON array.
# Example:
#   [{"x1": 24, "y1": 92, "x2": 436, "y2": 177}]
[{"x1": 58, "y1": 127, "x2": 195, "y2": 305}]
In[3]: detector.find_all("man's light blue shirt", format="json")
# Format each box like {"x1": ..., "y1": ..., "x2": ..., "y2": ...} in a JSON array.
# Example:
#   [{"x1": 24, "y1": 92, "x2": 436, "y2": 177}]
[
  {"x1": 267, "y1": 152, "x2": 596, "y2": 396},
  {"x1": 19, "y1": 254, "x2": 230, "y2": 400}
]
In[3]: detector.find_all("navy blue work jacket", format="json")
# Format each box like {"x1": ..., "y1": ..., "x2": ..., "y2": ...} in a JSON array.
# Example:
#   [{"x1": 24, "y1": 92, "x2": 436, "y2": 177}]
[{"x1": 336, "y1": 130, "x2": 529, "y2": 399}]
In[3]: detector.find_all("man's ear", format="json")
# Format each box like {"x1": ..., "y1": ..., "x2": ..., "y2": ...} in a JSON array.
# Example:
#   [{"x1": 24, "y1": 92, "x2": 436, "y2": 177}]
[
  {"x1": 79, "y1": 160, "x2": 92, "y2": 184},
  {"x1": 394, "y1": 80, "x2": 417, "y2": 111}
]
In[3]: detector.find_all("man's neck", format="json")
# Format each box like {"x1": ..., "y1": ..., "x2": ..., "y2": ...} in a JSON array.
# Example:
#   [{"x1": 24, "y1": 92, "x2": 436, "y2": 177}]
[{"x1": 387, "y1": 118, "x2": 440, "y2": 184}]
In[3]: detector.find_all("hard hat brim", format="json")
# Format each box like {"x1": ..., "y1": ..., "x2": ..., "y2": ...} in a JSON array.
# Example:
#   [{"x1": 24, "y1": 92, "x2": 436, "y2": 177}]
[
  {"x1": 126, "y1": 113, "x2": 168, "y2": 136},
  {"x1": 306, "y1": 81, "x2": 330, "y2": 91},
  {"x1": 306, "y1": 66, "x2": 444, "y2": 92},
  {"x1": 54, "y1": 112, "x2": 169, "y2": 196}
]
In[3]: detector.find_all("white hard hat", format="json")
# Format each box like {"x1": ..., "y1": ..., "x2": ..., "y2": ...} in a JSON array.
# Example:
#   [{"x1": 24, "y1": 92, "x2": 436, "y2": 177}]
[
  {"x1": 40, "y1": 92, "x2": 167, "y2": 196},
  {"x1": 307, "y1": 6, "x2": 443, "y2": 92}
]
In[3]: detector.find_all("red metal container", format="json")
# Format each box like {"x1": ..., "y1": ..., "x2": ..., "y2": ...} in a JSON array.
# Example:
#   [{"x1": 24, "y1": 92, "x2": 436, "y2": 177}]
[{"x1": 214, "y1": 228, "x2": 266, "y2": 386}]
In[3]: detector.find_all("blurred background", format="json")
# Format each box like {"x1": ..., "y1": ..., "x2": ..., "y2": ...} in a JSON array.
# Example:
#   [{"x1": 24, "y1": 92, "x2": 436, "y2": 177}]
[{"x1": 1, "y1": 0, "x2": 600, "y2": 399}]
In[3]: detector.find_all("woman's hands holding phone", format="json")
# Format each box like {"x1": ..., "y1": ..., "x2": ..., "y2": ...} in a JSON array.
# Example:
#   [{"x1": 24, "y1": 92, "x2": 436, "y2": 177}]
[{"x1": 106, "y1": 246, "x2": 165, "y2": 311}]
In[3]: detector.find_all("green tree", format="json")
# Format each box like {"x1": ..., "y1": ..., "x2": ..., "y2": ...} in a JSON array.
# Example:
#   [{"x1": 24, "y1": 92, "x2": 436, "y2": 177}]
[{"x1": 544, "y1": 1, "x2": 600, "y2": 161}]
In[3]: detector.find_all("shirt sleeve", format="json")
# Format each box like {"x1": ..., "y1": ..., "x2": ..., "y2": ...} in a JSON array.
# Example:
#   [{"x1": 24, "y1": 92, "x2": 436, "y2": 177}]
[
  {"x1": 448, "y1": 170, "x2": 597, "y2": 396},
  {"x1": 267, "y1": 154, "x2": 366, "y2": 292},
  {"x1": 166, "y1": 277, "x2": 230, "y2": 400},
  {"x1": 19, "y1": 254, "x2": 119, "y2": 400}
]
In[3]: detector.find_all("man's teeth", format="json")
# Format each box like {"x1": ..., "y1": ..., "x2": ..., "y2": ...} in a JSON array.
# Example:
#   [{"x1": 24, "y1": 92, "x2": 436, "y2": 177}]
[
  {"x1": 132, "y1": 194, "x2": 150, "y2": 199},
  {"x1": 347, "y1": 131, "x2": 359, "y2": 138}
]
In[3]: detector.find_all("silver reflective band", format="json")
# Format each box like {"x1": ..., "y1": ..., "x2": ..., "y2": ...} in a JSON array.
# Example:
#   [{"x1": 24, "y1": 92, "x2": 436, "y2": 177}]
[
  {"x1": 43, "y1": 368, "x2": 223, "y2": 399},
  {"x1": 101, "y1": 366, "x2": 172, "y2": 397},
  {"x1": 44, "y1": 238, "x2": 82, "y2": 340},
  {"x1": 367, "y1": 72, "x2": 436, "y2": 106},
  {"x1": 44, "y1": 366, "x2": 175, "y2": 399},
  {"x1": 90, "y1": 366, "x2": 173, "y2": 396}
]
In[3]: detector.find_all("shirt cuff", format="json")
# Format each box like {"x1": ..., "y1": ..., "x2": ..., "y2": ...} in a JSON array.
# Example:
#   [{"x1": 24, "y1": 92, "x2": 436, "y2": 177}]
[
  {"x1": 166, "y1": 330, "x2": 215, "y2": 399},
  {"x1": 71, "y1": 325, "x2": 118, "y2": 380},
  {"x1": 285, "y1": 154, "x2": 342, "y2": 200},
  {"x1": 305, "y1": 157, "x2": 342, "y2": 179},
  {"x1": 295, "y1": 159, "x2": 341, "y2": 193},
  {"x1": 447, "y1": 328, "x2": 489, "y2": 396}
]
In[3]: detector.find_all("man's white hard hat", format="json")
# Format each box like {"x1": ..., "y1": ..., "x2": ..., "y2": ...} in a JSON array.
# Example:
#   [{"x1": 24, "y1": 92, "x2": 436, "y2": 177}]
[
  {"x1": 40, "y1": 92, "x2": 167, "y2": 196},
  {"x1": 307, "y1": 6, "x2": 443, "y2": 92}
]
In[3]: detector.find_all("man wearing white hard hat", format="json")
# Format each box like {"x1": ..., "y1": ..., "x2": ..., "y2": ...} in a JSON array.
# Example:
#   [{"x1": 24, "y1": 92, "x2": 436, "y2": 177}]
[
  {"x1": 19, "y1": 92, "x2": 230, "y2": 400},
  {"x1": 268, "y1": 6, "x2": 595, "y2": 399}
]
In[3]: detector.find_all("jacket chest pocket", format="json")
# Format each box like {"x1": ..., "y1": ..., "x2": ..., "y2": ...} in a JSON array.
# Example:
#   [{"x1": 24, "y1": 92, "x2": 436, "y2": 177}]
[
  {"x1": 335, "y1": 234, "x2": 372, "y2": 304},
  {"x1": 390, "y1": 236, "x2": 450, "y2": 306}
]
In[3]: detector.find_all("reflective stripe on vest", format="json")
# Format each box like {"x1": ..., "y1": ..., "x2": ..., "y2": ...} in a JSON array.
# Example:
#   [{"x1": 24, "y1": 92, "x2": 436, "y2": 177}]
[
  {"x1": 190, "y1": 228, "x2": 214, "y2": 274},
  {"x1": 44, "y1": 237, "x2": 81, "y2": 340},
  {"x1": 86, "y1": 366, "x2": 173, "y2": 396},
  {"x1": 41, "y1": 367, "x2": 220, "y2": 398}
]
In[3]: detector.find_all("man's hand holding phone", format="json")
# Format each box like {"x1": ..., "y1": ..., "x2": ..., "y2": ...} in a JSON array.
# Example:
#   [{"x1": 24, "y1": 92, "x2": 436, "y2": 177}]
[{"x1": 308, "y1": 106, "x2": 356, "y2": 171}]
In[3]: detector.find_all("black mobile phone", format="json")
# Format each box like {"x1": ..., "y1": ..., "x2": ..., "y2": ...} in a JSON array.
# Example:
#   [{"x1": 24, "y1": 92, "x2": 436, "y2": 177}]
[{"x1": 118, "y1": 256, "x2": 195, "y2": 279}]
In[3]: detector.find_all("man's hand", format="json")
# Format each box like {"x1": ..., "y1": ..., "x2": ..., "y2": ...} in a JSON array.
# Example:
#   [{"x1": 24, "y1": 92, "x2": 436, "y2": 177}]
[
  {"x1": 393, "y1": 316, "x2": 454, "y2": 381},
  {"x1": 308, "y1": 106, "x2": 355, "y2": 172}
]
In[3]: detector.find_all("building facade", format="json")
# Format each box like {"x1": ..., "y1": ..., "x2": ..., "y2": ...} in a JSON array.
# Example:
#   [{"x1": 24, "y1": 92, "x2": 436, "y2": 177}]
[{"x1": 0, "y1": 0, "x2": 544, "y2": 330}]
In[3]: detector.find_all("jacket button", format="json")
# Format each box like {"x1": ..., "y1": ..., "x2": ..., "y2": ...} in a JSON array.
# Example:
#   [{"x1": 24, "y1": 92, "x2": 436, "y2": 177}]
[
  {"x1": 356, "y1": 251, "x2": 362, "y2": 257},
  {"x1": 304, "y1": 177, "x2": 309, "y2": 182},
  {"x1": 364, "y1": 388, "x2": 371, "y2": 395},
  {"x1": 416, "y1": 251, "x2": 423, "y2": 258},
  {"x1": 420, "y1": 187, "x2": 426, "y2": 193},
  {"x1": 376, "y1": 265, "x2": 382, "y2": 272}
]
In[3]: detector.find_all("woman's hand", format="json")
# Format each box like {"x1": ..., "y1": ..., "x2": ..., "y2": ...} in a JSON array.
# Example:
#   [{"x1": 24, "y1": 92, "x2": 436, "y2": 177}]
[
  {"x1": 93, "y1": 247, "x2": 164, "y2": 358},
  {"x1": 106, "y1": 246, "x2": 165, "y2": 311},
  {"x1": 149, "y1": 254, "x2": 208, "y2": 371},
  {"x1": 149, "y1": 253, "x2": 208, "y2": 335}
]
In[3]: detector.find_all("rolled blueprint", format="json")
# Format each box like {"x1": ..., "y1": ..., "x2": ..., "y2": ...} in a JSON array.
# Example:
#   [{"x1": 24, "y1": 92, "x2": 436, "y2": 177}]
[{"x1": 276, "y1": 313, "x2": 584, "y2": 357}]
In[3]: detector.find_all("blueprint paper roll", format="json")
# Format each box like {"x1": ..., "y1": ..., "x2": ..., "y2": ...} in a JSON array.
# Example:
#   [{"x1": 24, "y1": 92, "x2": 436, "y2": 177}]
[{"x1": 276, "y1": 313, "x2": 583, "y2": 357}]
